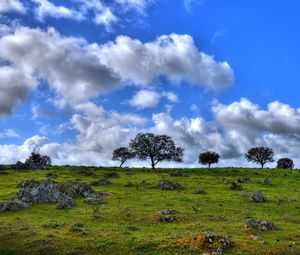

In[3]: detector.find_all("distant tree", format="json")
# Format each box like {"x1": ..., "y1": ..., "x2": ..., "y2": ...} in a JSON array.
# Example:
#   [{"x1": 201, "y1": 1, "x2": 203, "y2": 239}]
[
  {"x1": 199, "y1": 151, "x2": 220, "y2": 168},
  {"x1": 277, "y1": 158, "x2": 294, "y2": 169},
  {"x1": 245, "y1": 147, "x2": 274, "y2": 168},
  {"x1": 25, "y1": 150, "x2": 51, "y2": 166},
  {"x1": 129, "y1": 133, "x2": 184, "y2": 169},
  {"x1": 112, "y1": 147, "x2": 135, "y2": 167}
]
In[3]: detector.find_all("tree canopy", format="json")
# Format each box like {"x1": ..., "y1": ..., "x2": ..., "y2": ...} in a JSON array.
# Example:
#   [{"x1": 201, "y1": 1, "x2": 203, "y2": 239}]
[
  {"x1": 129, "y1": 133, "x2": 184, "y2": 169},
  {"x1": 245, "y1": 147, "x2": 274, "y2": 168},
  {"x1": 112, "y1": 147, "x2": 135, "y2": 167},
  {"x1": 199, "y1": 151, "x2": 220, "y2": 168},
  {"x1": 276, "y1": 158, "x2": 294, "y2": 169}
]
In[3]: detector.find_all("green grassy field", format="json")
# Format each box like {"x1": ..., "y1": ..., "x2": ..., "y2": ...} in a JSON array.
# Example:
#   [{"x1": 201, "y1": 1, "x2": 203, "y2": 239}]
[{"x1": 0, "y1": 166, "x2": 299, "y2": 255}]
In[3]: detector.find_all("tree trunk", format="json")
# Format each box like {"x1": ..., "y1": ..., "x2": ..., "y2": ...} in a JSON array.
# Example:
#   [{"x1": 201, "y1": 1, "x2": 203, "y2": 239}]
[
  {"x1": 208, "y1": 163, "x2": 211, "y2": 168},
  {"x1": 150, "y1": 157, "x2": 155, "y2": 169},
  {"x1": 120, "y1": 161, "x2": 125, "y2": 168},
  {"x1": 261, "y1": 162, "x2": 264, "y2": 168}
]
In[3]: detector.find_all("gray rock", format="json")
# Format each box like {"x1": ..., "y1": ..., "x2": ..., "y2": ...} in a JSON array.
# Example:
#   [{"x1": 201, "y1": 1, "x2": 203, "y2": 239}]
[
  {"x1": 84, "y1": 197, "x2": 106, "y2": 205},
  {"x1": 243, "y1": 176, "x2": 251, "y2": 182},
  {"x1": 90, "y1": 178, "x2": 111, "y2": 186},
  {"x1": 169, "y1": 170, "x2": 183, "y2": 177},
  {"x1": 229, "y1": 182, "x2": 243, "y2": 190},
  {"x1": 56, "y1": 196, "x2": 74, "y2": 209},
  {"x1": 124, "y1": 182, "x2": 135, "y2": 187},
  {"x1": 157, "y1": 180, "x2": 183, "y2": 190},
  {"x1": 251, "y1": 190, "x2": 266, "y2": 203},
  {"x1": 224, "y1": 179, "x2": 233, "y2": 185},
  {"x1": 75, "y1": 169, "x2": 96, "y2": 176},
  {"x1": 245, "y1": 219, "x2": 275, "y2": 231},
  {"x1": 263, "y1": 178, "x2": 271, "y2": 185},
  {"x1": 202, "y1": 231, "x2": 233, "y2": 255},
  {"x1": 158, "y1": 209, "x2": 177, "y2": 222},
  {"x1": 0, "y1": 201, "x2": 29, "y2": 212},
  {"x1": 141, "y1": 180, "x2": 149, "y2": 185}
]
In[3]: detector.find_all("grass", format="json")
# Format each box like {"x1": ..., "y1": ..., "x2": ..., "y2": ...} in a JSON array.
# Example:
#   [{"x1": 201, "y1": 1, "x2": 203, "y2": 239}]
[{"x1": 0, "y1": 166, "x2": 299, "y2": 254}]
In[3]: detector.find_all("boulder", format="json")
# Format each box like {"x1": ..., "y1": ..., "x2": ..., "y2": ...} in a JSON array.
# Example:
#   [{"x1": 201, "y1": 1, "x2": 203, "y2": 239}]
[
  {"x1": 243, "y1": 176, "x2": 251, "y2": 182},
  {"x1": 245, "y1": 219, "x2": 275, "y2": 231},
  {"x1": 157, "y1": 180, "x2": 183, "y2": 190},
  {"x1": 56, "y1": 196, "x2": 75, "y2": 209},
  {"x1": 90, "y1": 178, "x2": 111, "y2": 186},
  {"x1": 243, "y1": 190, "x2": 266, "y2": 203},
  {"x1": 263, "y1": 178, "x2": 271, "y2": 185},
  {"x1": 0, "y1": 201, "x2": 29, "y2": 212},
  {"x1": 104, "y1": 172, "x2": 120, "y2": 178},
  {"x1": 224, "y1": 179, "x2": 233, "y2": 185},
  {"x1": 169, "y1": 170, "x2": 183, "y2": 177},
  {"x1": 158, "y1": 209, "x2": 177, "y2": 222},
  {"x1": 202, "y1": 232, "x2": 233, "y2": 255},
  {"x1": 229, "y1": 182, "x2": 243, "y2": 190},
  {"x1": 75, "y1": 169, "x2": 96, "y2": 176}
]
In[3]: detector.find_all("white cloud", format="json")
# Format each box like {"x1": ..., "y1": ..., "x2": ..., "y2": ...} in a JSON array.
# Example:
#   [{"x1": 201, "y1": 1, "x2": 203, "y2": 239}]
[
  {"x1": 129, "y1": 90, "x2": 160, "y2": 109},
  {"x1": 31, "y1": 0, "x2": 84, "y2": 21},
  {"x1": 96, "y1": 33, "x2": 234, "y2": 89},
  {"x1": 0, "y1": 26, "x2": 121, "y2": 111},
  {"x1": 0, "y1": 26, "x2": 232, "y2": 113},
  {"x1": 115, "y1": 0, "x2": 152, "y2": 12},
  {"x1": 0, "y1": 0, "x2": 26, "y2": 14},
  {"x1": 94, "y1": 7, "x2": 118, "y2": 30},
  {"x1": 129, "y1": 90, "x2": 178, "y2": 109},
  {"x1": 0, "y1": 129, "x2": 20, "y2": 138},
  {"x1": 212, "y1": 98, "x2": 300, "y2": 135},
  {"x1": 183, "y1": 0, "x2": 205, "y2": 12}
]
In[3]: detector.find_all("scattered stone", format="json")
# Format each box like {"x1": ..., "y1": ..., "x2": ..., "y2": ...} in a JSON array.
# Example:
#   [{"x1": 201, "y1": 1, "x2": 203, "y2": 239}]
[
  {"x1": 194, "y1": 188, "x2": 207, "y2": 194},
  {"x1": 0, "y1": 201, "x2": 29, "y2": 212},
  {"x1": 104, "y1": 172, "x2": 120, "y2": 178},
  {"x1": 177, "y1": 231, "x2": 233, "y2": 255},
  {"x1": 0, "y1": 179, "x2": 105, "y2": 212},
  {"x1": 263, "y1": 178, "x2": 271, "y2": 185},
  {"x1": 245, "y1": 219, "x2": 275, "y2": 231},
  {"x1": 124, "y1": 182, "x2": 135, "y2": 187},
  {"x1": 84, "y1": 197, "x2": 106, "y2": 205},
  {"x1": 229, "y1": 182, "x2": 243, "y2": 190},
  {"x1": 158, "y1": 209, "x2": 177, "y2": 222},
  {"x1": 251, "y1": 190, "x2": 266, "y2": 203},
  {"x1": 56, "y1": 196, "x2": 75, "y2": 209},
  {"x1": 13, "y1": 161, "x2": 47, "y2": 170},
  {"x1": 75, "y1": 169, "x2": 96, "y2": 176},
  {"x1": 169, "y1": 170, "x2": 183, "y2": 177},
  {"x1": 157, "y1": 180, "x2": 183, "y2": 190},
  {"x1": 90, "y1": 178, "x2": 111, "y2": 186},
  {"x1": 243, "y1": 190, "x2": 266, "y2": 203},
  {"x1": 125, "y1": 170, "x2": 134, "y2": 175}
]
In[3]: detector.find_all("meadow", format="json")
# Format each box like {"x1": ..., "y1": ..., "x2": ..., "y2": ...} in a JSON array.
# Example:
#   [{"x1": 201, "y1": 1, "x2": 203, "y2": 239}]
[{"x1": 0, "y1": 166, "x2": 299, "y2": 255}]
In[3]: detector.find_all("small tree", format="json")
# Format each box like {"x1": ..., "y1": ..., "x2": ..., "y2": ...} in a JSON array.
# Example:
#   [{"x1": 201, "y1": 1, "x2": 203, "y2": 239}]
[
  {"x1": 112, "y1": 147, "x2": 135, "y2": 167},
  {"x1": 245, "y1": 147, "x2": 274, "y2": 168},
  {"x1": 277, "y1": 158, "x2": 294, "y2": 169},
  {"x1": 199, "y1": 151, "x2": 220, "y2": 168},
  {"x1": 129, "y1": 133, "x2": 184, "y2": 169},
  {"x1": 25, "y1": 150, "x2": 51, "y2": 166}
]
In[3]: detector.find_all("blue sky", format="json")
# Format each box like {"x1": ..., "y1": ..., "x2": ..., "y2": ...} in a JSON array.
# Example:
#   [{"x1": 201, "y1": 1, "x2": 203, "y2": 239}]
[{"x1": 1, "y1": 0, "x2": 300, "y2": 168}]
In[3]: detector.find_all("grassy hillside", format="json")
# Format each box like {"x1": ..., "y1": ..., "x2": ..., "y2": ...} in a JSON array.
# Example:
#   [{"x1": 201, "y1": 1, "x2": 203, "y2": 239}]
[{"x1": 0, "y1": 166, "x2": 299, "y2": 255}]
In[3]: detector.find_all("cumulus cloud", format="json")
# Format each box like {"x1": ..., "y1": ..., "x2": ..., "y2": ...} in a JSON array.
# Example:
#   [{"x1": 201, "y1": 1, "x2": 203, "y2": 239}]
[
  {"x1": 0, "y1": 26, "x2": 121, "y2": 111},
  {"x1": 115, "y1": 0, "x2": 152, "y2": 12},
  {"x1": 129, "y1": 90, "x2": 178, "y2": 109},
  {"x1": 31, "y1": 0, "x2": 84, "y2": 21},
  {"x1": 96, "y1": 33, "x2": 234, "y2": 89},
  {"x1": 0, "y1": 0, "x2": 26, "y2": 14},
  {"x1": 94, "y1": 8, "x2": 118, "y2": 30},
  {"x1": 0, "y1": 26, "x2": 232, "y2": 113},
  {"x1": 213, "y1": 98, "x2": 300, "y2": 135},
  {"x1": 0, "y1": 65, "x2": 37, "y2": 115},
  {"x1": 129, "y1": 90, "x2": 161, "y2": 109}
]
